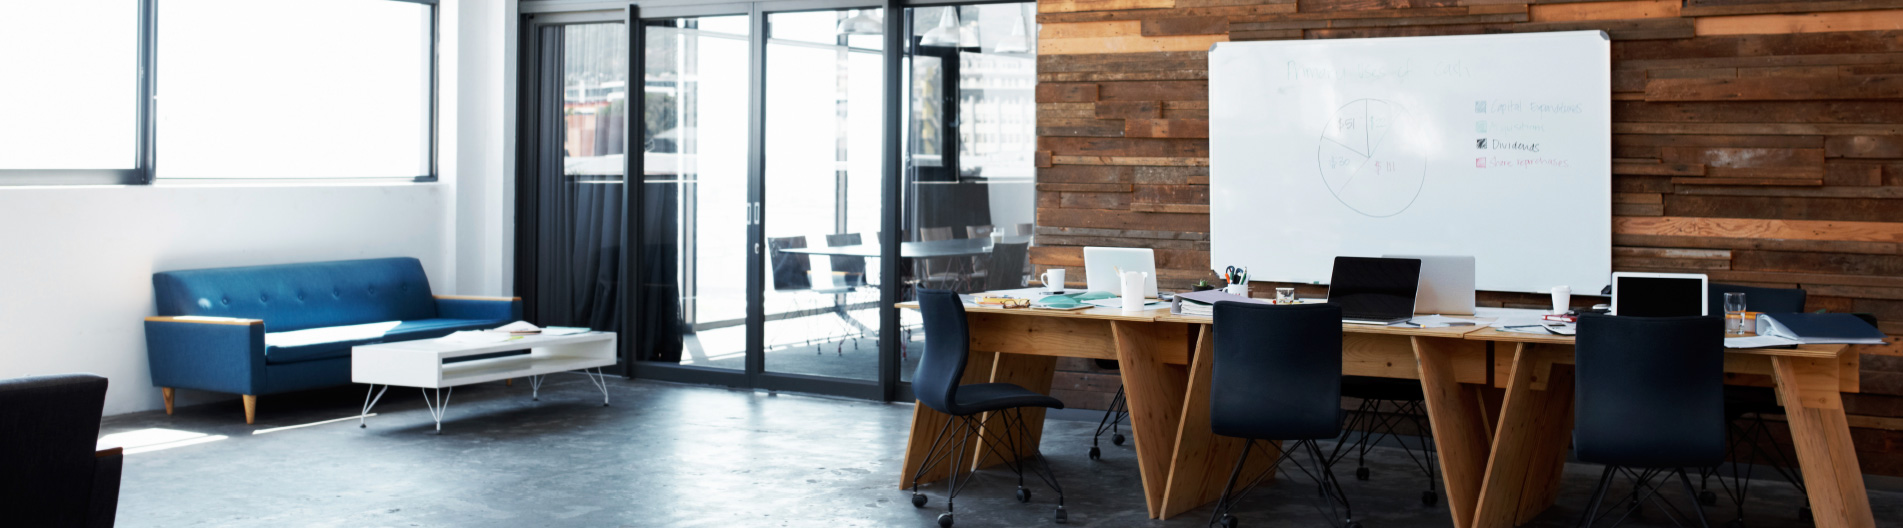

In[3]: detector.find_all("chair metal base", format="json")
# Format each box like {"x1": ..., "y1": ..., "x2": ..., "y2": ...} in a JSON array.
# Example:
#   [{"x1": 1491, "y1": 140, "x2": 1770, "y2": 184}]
[
  {"x1": 1329, "y1": 397, "x2": 1439, "y2": 506},
  {"x1": 907, "y1": 407, "x2": 1068, "y2": 526},
  {"x1": 1577, "y1": 466, "x2": 1711, "y2": 528},
  {"x1": 1698, "y1": 413, "x2": 1810, "y2": 523},
  {"x1": 1090, "y1": 385, "x2": 1129, "y2": 460},
  {"x1": 1209, "y1": 438, "x2": 1359, "y2": 528}
]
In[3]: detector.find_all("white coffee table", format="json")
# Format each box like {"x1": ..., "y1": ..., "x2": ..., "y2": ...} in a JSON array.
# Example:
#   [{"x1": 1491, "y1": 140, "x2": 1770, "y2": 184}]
[{"x1": 352, "y1": 332, "x2": 617, "y2": 433}]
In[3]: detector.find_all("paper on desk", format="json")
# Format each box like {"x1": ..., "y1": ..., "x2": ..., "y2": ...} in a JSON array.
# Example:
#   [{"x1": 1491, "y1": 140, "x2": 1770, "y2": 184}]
[
  {"x1": 489, "y1": 321, "x2": 542, "y2": 334},
  {"x1": 1084, "y1": 298, "x2": 1166, "y2": 309},
  {"x1": 1725, "y1": 335, "x2": 1799, "y2": 349},
  {"x1": 1404, "y1": 315, "x2": 1483, "y2": 328},
  {"x1": 265, "y1": 321, "x2": 401, "y2": 348},
  {"x1": 442, "y1": 330, "x2": 516, "y2": 344},
  {"x1": 542, "y1": 326, "x2": 591, "y2": 336}
]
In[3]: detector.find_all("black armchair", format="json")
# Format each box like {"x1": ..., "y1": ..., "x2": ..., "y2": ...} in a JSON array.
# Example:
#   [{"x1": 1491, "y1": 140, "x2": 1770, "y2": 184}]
[{"x1": 1, "y1": 374, "x2": 121, "y2": 528}]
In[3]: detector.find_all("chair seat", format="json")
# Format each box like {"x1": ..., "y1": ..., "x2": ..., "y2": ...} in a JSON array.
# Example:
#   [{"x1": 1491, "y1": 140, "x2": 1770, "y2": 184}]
[
  {"x1": 950, "y1": 383, "x2": 1065, "y2": 416},
  {"x1": 1341, "y1": 376, "x2": 1425, "y2": 402},
  {"x1": 265, "y1": 318, "x2": 508, "y2": 365}
]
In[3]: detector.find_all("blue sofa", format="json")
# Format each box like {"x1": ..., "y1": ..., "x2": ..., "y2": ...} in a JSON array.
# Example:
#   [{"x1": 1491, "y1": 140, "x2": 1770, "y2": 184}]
[{"x1": 144, "y1": 258, "x2": 520, "y2": 424}]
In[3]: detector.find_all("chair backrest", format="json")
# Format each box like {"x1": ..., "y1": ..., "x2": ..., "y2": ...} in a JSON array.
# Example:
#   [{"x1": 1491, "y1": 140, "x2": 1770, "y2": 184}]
[
  {"x1": 1574, "y1": 314, "x2": 1726, "y2": 468},
  {"x1": 985, "y1": 242, "x2": 1030, "y2": 291},
  {"x1": 914, "y1": 288, "x2": 970, "y2": 415},
  {"x1": 1707, "y1": 283, "x2": 1805, "y2": 315},
  {"x1": 921, "y1": 226, "x2": 954, "y2": 241},
  {"x1": 1211, "y1": 302, "x2": 1343, "y2": 440},
  {"x1": 153, "y1": 257, "x2": 438, "y2": 332},
  {"x1": 825, "y1": 233, "x2": 867, "y2": 286},
  {"x1": 766, "y1": 236, "x2": 812, "y2": 291},
  {"x1": 966, "y1": 225, "x2": 994, "y2": 239},
  {"x1": 0, "y1": 374, "x2": 108, "y2": 525}
]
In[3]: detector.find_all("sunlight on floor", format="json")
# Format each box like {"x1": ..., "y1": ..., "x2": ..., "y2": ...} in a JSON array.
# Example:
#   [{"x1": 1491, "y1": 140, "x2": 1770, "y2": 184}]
[{"x1": 99, "y1": 427, "x2": 228, "y2": 455}]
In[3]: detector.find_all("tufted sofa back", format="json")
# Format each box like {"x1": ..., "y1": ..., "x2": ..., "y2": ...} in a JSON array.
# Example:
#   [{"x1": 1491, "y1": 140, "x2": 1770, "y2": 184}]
[{"x1": 153, "y1": 258, "x2": 439, "y2": 332}]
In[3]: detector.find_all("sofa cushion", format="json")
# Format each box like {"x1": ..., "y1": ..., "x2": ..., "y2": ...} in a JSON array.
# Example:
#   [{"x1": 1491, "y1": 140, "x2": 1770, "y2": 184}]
[
  {"x1": 264, "y1": 318, "x2": 506, "y2": 365},
  {"x1": 154, "y1": 258, "x2": 439, "y2": 333}
]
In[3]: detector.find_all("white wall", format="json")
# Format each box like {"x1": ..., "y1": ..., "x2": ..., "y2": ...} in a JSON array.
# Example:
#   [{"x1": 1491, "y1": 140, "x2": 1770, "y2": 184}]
[{"x1": 0, "y1": 0, "x2": 522, "y2": 416}]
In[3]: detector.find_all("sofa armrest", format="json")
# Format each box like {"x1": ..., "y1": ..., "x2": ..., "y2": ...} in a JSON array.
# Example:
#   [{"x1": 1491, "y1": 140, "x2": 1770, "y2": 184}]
[
  {"x1": 91, "y1": 447, "x2": 121, "y2": 528},
  {"x1": 143, "y1": 317, "x2": 266, "y2": 395},
  {"x1": 435, "y1": 296, "x2": 522, "y2": 321}
]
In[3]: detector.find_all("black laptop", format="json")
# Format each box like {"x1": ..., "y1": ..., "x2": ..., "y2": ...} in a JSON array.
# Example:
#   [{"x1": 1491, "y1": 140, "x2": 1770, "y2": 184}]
[{"x1": 1326, "y1": 257, "x2": 1423, "y2": 325}]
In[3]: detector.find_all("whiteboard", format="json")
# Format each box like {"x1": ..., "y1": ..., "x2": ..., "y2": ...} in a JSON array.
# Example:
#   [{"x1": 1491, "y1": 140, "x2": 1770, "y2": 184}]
[{"x1": 1209, "y1": 31, "x2": 1612, "y2": 295}]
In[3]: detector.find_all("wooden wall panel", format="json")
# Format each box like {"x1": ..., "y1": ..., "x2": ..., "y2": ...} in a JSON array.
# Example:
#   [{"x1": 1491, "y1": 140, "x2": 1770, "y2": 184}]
[{"x1": 1031, "y1": 0, "x2": 1903, "y2": 462}]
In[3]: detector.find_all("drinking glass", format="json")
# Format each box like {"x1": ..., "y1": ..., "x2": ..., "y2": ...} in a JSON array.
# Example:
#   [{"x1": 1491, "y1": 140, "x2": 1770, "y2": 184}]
[
  {"x1": 1275, "y1": 287, "x2": 1296, "y2": 304},
  {"x1": 1724, "y1": 292, "x2": 1748, "y2": 334}
]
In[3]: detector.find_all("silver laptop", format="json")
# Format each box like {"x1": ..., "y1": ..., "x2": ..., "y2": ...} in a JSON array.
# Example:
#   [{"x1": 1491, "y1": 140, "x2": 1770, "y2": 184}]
[
  {"x1": 1385, "y1": 254, "x2": 1475, "y2": 316},
  {"x1": 1083, "y1": 247, "x2": 1159, "y2": 298}
]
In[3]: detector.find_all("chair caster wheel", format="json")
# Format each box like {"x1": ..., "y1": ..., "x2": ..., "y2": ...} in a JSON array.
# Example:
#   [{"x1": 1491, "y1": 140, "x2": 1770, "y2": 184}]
[
  {"x1": 360, "y1": 424, "x2": 366, "y2": 429},
  {"x1": 1054, "y1": 506, "x2": 1067, "y2": 524},
  {"x1": 1699, "y1": 490, "x2": 1717, "y2": 506},
  {"x1": 1112, "y1": 433, "x2": 1125, "y2": 446},
  {"x1": 1017, "y1": 487, "x2": 1032, "y2": 503},
  {"x1": 1220, "y1": 514, "x2": 1238, "y2": 528},
  {"x1": 1422, "y1": 490, "x2": 1437, "y2": 506},
  {"x1": 937, "y1": 512, "x2": 954, "y2": 527},
  {"x1": 1356, "y1": 467, "x2": 1370, "y2": 481},
  {"x1": 1344, "y1": 520, "x2": 1362, "y2": 528},
  {"x1": 1088, "y1": 447, "x2": 1101, "y2": 460},
  {"x1": 911, "y1": 494, "x2": 927, "y2": 508}
]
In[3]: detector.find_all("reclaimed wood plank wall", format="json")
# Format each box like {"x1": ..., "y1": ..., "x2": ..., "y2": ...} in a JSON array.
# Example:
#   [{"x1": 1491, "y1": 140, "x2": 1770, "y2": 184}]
[{"x1": 1030, "y1": 0, "x2": 1903, "y2": 473}]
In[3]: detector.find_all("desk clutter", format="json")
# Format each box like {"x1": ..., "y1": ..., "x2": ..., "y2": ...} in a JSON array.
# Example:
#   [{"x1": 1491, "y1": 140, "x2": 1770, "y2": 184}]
[{"x1": 899, "y1": 244, "x2": 1886, "y2": 528}]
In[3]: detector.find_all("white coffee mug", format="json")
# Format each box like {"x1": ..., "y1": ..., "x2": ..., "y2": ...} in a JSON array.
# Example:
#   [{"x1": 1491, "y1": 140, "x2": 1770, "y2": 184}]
[
  {"x1": 1039, "y1": 269, "x2": 1066, "y2": 292},
  {"x1": 1550, "y1": 286, "x2": 1571, "y2": 314}
]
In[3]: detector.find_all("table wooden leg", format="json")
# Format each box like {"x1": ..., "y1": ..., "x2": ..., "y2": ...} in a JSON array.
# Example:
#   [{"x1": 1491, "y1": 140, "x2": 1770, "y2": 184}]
[
  {"x1": 1158, "y1": 324, "x2": 1279, "y2": 520},
  {"x1": 1472, "y1": 343, "x2": 1575, "y2": 528},
  {"x1": 1113, "y1": 320, "x2": 1192, "y2": 519},
  {"x1": 1771, "y1": 355, "x2": 1875, "y2": 528},
  {"x1": 899, "y1": 350, "x2": 998, "y2": 489},
  {"x1": 1413, "y1": 336, "x2": 1493, "y2": 528},
  {"x1": 971, "y1": 353, "x2": 1058, "y2": 471}
]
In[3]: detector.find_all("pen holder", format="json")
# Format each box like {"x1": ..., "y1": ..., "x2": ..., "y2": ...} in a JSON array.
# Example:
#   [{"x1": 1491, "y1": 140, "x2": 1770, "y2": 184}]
[{"x1": 1224, "y1": 283, "x2": 1248, "y2": 297}]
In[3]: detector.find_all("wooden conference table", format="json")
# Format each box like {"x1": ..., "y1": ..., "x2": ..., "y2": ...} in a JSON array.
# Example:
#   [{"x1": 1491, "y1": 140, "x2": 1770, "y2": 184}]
[{"x1": 894, "y1": 300, "x2": 1874, "y2": 528}]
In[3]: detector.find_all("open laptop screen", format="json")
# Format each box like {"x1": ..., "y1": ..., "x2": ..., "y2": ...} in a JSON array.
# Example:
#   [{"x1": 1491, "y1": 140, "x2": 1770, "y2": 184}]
[
  {"x1": 1327, "y1": 257, "x2": 1422, "y2": 321},
  {"x1": 1613, "y1": 275, "x2": 1706, "y2": 317}
]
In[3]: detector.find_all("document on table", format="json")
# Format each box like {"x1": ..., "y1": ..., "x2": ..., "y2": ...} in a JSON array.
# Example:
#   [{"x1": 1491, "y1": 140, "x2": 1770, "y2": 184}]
[
  {"x1": 442, "y1": 330, "x2": 519, "y2": 344},
  {"x1": 1401, "y1": 315, "x2": 1483, "y2": 328},
  {"x1": 542, "y1": 326, "x2": 591, "y2": 336},
  {"x1": 1083, "y1": 298, "x2": 1166, "y2": 309},
  {"x1": 1725, "y1": 335, "x2": 1800, "y2": 349}
]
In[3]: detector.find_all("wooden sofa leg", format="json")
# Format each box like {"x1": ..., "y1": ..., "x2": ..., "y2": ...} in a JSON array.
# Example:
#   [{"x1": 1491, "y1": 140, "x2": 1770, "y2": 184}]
[
  {"x1": 162, "y1": 388, "x2": 175, "y2": 415},
  {"x1": 242, "y1": 395, "x2": 257, "y2": 425},
  {"x1": 507, "y1": 378, "x2": 512, "y2": 387}
]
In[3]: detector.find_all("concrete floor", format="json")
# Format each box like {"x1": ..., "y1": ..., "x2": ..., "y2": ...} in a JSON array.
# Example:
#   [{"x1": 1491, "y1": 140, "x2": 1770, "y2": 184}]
[{"x1": 105, "y1": 377, "x2": 1898, "y2": 527}]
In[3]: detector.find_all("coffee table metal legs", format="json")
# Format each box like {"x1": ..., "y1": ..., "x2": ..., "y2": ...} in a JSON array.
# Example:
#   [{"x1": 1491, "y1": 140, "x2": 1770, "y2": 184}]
[
  {"x1": 583, "y1": 368, "x2": 611, "y2": 407},
  {"x1": 359, "y1": 384, "x2": 389, "y2": 428},
  {"x1": 420, "y1": 386, "x2": 453, "y2": 434},
  {"x1": 530, "y1": 375, "x2": 545, "y2": 401}
]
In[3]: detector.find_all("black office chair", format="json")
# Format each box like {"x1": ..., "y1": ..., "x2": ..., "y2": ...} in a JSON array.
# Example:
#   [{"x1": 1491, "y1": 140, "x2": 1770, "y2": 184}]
[
  {"x1": 1331, "y1": 376, "x2": 1439, "y2": 506},
  {"x1": 907, "y1": 289, "x2": 1068, "y2": 526},
  {"x1": 1208, "y1": 302, "x2": 1359, "y2": 528},
  {"x1": 1697, "y1": 284, "x2": 1811, "y2": 524},
  {"x1": 1087, "y1": 360, "x2": 1127, "y2": 461},
  {"x1": 0, "y1": 374, "x2": 121, "y2": 528},
  {"x1": 983, "y1": 242, "x2": 1030, "y2": 291},
  {"x1": 1574, "y1": 314, "x2": 1724, "y2": 527}
]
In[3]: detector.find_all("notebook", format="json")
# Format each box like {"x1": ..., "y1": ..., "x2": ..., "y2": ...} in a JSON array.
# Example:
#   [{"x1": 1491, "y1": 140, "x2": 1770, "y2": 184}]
[{"x1": 1755, "y1": 313, "x2": 1886, "y2": 345}]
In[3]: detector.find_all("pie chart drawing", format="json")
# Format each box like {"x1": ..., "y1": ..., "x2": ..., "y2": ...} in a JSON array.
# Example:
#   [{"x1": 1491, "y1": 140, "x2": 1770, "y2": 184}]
[{"x1": 1316, "y1": 99, "x2": 1426, "y2": 218}]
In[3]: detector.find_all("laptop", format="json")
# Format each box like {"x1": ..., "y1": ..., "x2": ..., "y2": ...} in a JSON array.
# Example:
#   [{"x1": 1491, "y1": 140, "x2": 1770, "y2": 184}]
[
  {"x1": 1326, "y1": 257, "x2": 1423, "y2": 325},
  {"x1": 1083, "y1": 247, "x2": 1159, "y2": 298},
  {"x1": 1610, "y1": 272, "x2": 1708, "y2": 317},
  {"x1": 1384, "y1": 254, "x2": 1476, "y2": 315}
]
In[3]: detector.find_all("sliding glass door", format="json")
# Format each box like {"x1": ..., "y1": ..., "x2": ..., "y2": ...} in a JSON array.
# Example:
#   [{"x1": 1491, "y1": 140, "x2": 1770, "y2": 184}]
[
  {"x1": 761, "y1": 9, "x2": 885, "y2": 382},
  {"x1": 520, "y1": 1, "x2": 1036, "y2": 401},
  {"x1": 638, "y1": 15, "x2": 752, "y2": 375}
]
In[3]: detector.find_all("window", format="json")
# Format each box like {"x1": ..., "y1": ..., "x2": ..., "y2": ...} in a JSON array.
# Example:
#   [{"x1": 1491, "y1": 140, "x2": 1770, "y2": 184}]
[
  {"x1": 156, "y1": 0, "x2": 433, "y2": 180},
  {"x1": 0, "y1": 0, "x2": 142, "y2": 183}
]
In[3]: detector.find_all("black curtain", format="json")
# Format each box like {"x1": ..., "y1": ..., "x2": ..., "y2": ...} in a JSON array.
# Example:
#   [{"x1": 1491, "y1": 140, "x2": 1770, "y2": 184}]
[{"x1": 639, "y1": 181, "x2": 684, "y2": 362}]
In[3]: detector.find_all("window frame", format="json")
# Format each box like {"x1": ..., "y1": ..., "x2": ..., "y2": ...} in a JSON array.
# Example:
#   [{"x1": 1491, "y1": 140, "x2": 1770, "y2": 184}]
[{"x1": 0, "y1": 0, "x2": 440, "y2": 186}]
